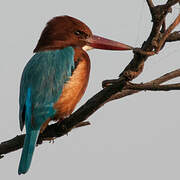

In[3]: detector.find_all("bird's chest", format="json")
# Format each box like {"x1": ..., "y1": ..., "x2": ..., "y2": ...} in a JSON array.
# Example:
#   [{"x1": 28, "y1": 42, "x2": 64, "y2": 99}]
[{"x1": 54, "y1": 58, "x2": 90, "y2": 118}]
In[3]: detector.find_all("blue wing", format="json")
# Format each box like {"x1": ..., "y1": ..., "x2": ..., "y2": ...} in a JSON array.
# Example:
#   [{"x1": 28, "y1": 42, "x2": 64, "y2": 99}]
[{"x1": 19, "y1": 46, "x2": 75, "y2": 130}]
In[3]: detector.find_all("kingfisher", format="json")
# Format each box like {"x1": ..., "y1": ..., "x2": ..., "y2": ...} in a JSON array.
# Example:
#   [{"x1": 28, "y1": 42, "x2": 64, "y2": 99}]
[{"x1": 18, "y1": 15, "x2": 132, "y2": 174}]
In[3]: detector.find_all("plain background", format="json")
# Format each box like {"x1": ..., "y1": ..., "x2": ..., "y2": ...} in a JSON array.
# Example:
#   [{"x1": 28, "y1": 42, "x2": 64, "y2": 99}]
[{"x1": 0, "y1": 0, "x2": 180, "y2": 179}]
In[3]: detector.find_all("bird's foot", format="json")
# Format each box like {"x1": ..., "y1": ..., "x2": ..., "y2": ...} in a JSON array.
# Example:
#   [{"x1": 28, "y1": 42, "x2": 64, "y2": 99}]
[
  {"x1": 49, "y1": 138, "x2": 55, "y2": 143},
  {"x1": 42, "y1": 137, "x2": 56, "y2": 143}
]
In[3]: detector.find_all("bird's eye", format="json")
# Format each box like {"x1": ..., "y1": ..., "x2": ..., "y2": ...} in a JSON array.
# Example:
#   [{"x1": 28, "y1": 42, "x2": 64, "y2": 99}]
[{"x1": 74, "y1": 30, "x2": 84, "y2": 36}]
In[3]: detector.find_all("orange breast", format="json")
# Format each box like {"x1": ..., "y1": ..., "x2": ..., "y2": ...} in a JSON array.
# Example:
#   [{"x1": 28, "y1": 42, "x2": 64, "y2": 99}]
[{"x1": 53, "y1": 49, "x2": 90, "y2": 120}]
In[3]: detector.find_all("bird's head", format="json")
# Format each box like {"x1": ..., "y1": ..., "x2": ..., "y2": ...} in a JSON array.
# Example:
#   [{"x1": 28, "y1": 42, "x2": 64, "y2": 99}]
[{"x1": 34, "y1": 15, "x2": 132, "y2": 52}]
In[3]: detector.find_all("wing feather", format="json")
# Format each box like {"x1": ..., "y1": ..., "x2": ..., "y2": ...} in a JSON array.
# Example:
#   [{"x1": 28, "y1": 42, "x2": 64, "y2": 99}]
[{"x1": 19, "y1": 47, "x2": 74, "y2": 130}]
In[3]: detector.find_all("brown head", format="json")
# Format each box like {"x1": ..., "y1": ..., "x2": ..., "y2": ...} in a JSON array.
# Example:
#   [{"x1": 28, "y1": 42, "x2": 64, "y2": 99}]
[{"x1": 34, "y1": 15, "x2": 132, "y2": 53}]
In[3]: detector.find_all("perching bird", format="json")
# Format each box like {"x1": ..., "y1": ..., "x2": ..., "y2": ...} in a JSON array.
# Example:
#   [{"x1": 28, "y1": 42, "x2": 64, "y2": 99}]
[{"x1": 18, "y1": 15, "x2": 132, "y2": 174}]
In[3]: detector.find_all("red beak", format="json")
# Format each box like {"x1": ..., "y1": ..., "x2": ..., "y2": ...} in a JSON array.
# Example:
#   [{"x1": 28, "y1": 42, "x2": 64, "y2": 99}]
[{"x1": 86, "y1": 35, "x2": 132, "y2": 51}]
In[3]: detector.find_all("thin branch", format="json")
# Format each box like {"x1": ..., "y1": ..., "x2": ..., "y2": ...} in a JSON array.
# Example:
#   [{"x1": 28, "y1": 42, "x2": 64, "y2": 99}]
[
  {"x1": 156, "y1": 14, "x2": 180, "y2": 53},
  {"x1": 146, "y1": 0, "x2": 154, "y2": 14},
  {"x1": 133, "y1": 48, "x2": 155, "y2": 56},
  {"x1": 107, "y1": 69, "x2": 180, "y2": 102},
  {"x1": 126, "y1": 82, "x2": 180, "y2": 91},
  {"x1": 160, "y1": 20, "x2": 166, "y2": 33},
  {"x1": 166, "y1": 31, "x2": 180, "y2": 42},
  {"x1": 118, "y1": 1, "x2": 179, "y2": 82},
  {"x1": 73, "y1": 121, "x2": 91, "y2": 128},
  {"x1": 167, "y1": 0, "x2": 180, "y2": 7}
]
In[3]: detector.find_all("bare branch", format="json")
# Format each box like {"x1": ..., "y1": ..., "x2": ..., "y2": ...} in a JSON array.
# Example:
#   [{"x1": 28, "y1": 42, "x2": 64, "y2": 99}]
[
  {"x1": 156, "y1": 14, "x2": 180, "y2": 53},
  {"x1": 126, "y1": 82, "x2": 180, "y2": 91},
  {"x1": 133, "y1": 48, "x2": 155, "y2": 56},
  {"x1": 146, "y1": 0, "x2": 154, "y2": 13},
  {"x1": 107, "y1": 69, "x2": 180, "y2": 102},
  {"x1": 166, "y1": 0, "x2": 180, "y2": 7},
  {"x1": 166, "y1": 31, "x2": 180, "y2": 42},
  {"x1": 1, "y1": 68, "x2": 180, "y2": 157},
  {"x1": 0, "y1": 135, "x2": 25, "y2": 158},
  {"x1": 160, "y1": 20, "x2": 166, "y2": 33}
]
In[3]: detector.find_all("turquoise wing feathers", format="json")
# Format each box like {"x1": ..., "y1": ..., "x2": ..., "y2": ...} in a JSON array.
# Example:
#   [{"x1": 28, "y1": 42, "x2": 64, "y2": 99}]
[
  {"x1": 19, "y1": 47, "x2": 75, "y2": 130},
  {"x1": 18, "y1": 47, "x2": 75, "y2": 174}
]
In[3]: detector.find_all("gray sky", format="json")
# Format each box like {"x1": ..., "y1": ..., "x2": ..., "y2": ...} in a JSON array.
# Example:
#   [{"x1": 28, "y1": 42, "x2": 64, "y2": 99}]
[{"x1": 0, "y1": 0, "x2": 180, "y2": 179}]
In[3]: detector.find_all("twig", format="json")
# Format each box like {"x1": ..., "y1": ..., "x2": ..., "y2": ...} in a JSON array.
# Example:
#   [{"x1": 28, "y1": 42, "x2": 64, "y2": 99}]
[
  {"x1": 166, "y1": 31, "x2": 180, "y2": 42},
  {"x1": 107, "y1": 69, "x2": 180, "y2": 102},
  {"x1": 73, "y1": 121, "x2": 91, "y2": 128},
  {"x1": 118, "y1": 0, "x2": 178, "y2": 82},
  {"x1": 126, "y1": 82, "x2": 180, "y2": 91},
  {"x1": 146, "y1": 0, "x2": 154, "y2": 13},
  {"x1": 167, "y1": 0, "x2": 180, "y2": 7},
  {"x1": 156, "y1": 14, "x2": 180, "y2": 53},
  {"x1": 133, "y1": 48, "x2": 155, "y2": 56}
]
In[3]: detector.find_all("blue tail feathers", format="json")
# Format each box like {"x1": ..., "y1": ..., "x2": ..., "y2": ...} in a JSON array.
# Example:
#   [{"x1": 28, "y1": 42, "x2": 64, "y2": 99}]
[
  {"x1": 18, "y1": 129, "x2": 40, "y2": 175},
  {"x1": 18, "y1": 87, "x2": 39, "y2": 175}
]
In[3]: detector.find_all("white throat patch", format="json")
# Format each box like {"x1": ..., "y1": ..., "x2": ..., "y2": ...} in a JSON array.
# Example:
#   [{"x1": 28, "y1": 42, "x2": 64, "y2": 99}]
[{"x1": 82, "y1": 45, "x2": 93, "y2": 51}]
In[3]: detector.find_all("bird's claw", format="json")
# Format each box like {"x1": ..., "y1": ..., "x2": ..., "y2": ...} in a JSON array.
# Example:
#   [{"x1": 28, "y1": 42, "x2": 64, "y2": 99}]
[{"x1": 49, "y1": 138, "x2": 55, "y2": 143}]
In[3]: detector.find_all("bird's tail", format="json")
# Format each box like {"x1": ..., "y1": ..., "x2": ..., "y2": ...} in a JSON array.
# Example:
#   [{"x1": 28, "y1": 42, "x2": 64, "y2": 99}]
[{"x1": 18, "y1": 129, "x2": 40, "y2": 175}]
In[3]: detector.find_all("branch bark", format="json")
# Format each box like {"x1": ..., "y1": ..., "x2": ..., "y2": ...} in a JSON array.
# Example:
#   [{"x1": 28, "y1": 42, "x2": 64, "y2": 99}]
[
  {"x1": 126, "y1": 82, "x2": 180, "y2": 91},
  {"x1": 166, "y1": 31, "x2": 180, "y2": 42},
  {"x1": 105, "y1": 69, "x2": 180, "y2": 102},
  {"x1": 0, "y1": 0, "x2": 180, "y2": 158},
  {"x1": 156, "y1": 14, "x2": 180, "y2": 53}
]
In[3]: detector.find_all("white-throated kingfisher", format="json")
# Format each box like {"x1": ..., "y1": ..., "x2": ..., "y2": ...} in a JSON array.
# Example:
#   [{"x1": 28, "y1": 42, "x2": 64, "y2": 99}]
[{"x1": 18, "y1": 15, "x2": 132, "y2": 174}]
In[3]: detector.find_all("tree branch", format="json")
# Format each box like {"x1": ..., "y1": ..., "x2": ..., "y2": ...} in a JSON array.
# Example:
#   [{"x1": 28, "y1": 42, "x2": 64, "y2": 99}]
[
  {"x1": 166, "y1": 31, "x2": 180, "y2": 42},
  {"x1": 146, "y1": 0, "x2": 154, "y2": 14},
  {"x1": 105, "y1": 69, "x2": 180, "y2": 102},
  {"x1": 126, "y1": 82, "x2": 180, "y2": 91},
  {"x1": 1, "y1": 68, "x2": 180, "y2": 157},
  {"x1": 156, "y1": 13, "x2": 180, "y2": 53}
]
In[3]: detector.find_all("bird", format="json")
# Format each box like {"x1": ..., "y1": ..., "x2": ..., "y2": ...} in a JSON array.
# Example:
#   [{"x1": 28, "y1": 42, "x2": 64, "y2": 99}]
[{"x1": 18, "y1": 15, "x2": 132, "y2": 174}]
